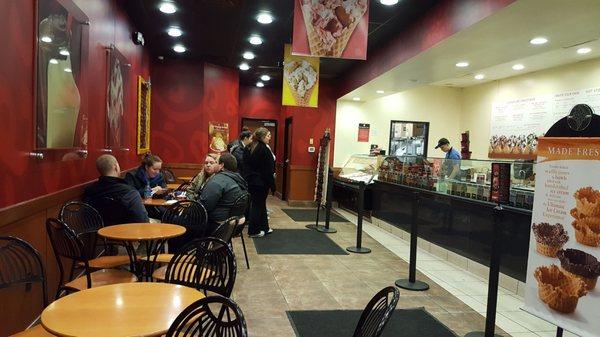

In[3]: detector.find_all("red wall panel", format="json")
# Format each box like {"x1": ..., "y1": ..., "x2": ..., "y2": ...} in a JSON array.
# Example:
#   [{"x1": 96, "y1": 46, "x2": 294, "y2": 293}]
[{"x1": 0, "y1": 0, "x2": 149, "y2": 209}]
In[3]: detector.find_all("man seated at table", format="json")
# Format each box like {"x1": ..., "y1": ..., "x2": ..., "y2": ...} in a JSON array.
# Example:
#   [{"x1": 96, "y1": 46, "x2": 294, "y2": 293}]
[
  {"x1": 199, "y1": 153, "x2": 248, "y2": 234},
  {"x1": 84, "y1": 154, "x2": 149, "y2": 225}
]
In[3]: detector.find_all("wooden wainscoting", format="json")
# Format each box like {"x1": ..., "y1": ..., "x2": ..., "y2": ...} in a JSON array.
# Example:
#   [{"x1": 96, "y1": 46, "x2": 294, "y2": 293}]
[
  {"x1": 164, "y1": 163, "x2": 203, "y2": 182},
  {"x1": 287, "y1": 165, "x2": 317, "y2": 205}
]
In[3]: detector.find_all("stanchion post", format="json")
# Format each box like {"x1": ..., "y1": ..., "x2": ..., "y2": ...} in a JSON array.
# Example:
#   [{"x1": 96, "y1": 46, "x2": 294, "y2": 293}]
[
  {"x1": 395, "y1": 191, "x2": 429, "y2": 291},
  {"x1": 346, "y1": 181, "x2": 371, "y2": 254},
  {"x1": 465, "y1": 205, "x2": 504, "y2": 337},
  {"x1": 317, "y1": 169, "x2": 337, "y2": 233},
  {"x1": 556, "y1": 327, "x2": 563, "y2": 337}
]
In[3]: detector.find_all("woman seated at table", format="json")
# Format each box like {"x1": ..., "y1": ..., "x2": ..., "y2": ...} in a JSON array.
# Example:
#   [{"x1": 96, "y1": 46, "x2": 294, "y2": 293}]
[
  {"x1": 125, "y1": 153, "x2": 168, "y2": 198},
  {"x1": 186, "y1": 153, "x2": 219, "y2": 201}
]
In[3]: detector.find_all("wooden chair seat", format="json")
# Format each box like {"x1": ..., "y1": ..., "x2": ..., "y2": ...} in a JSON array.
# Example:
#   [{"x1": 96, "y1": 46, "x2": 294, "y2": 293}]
[
  {"x1": 85, "y1": 255, "x2": 130, "y2": 269},
  {"x1": 152, "y1": 264, "x2": 214, "y2": 282},
  {"x1": 151, "y1": 253, "x2": 174, "y2": 264},
  {"x1": 64, "y1": 269, "x2": 137, "y2": 292},
  {"x1": 9, "y1": 325, "x2": 55, "y2": 336}
]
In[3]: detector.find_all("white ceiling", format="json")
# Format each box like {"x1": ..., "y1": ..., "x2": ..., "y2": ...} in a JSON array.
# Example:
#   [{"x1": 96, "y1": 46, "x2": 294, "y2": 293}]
[{"x1": 340, "y1": 0, "x2": 600, "y2": 102}]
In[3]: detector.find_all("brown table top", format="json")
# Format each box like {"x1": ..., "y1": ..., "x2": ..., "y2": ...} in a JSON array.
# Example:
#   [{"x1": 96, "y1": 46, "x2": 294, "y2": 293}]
[
  {"x1": 143, "y1": 198, "x2": 178, "y2": 206},
  {"x1": 179, "y1": 176, "x2": 193, "y2": 182},
  {"x1": 166, "y1": 183, "x2": 180, "y2": 190},
  {"x1": 41, "y1": 283, "x2": 204, "y2": 337},
  {"x1": 98, "y1": 223, "x2": 186, "y2": 241}
]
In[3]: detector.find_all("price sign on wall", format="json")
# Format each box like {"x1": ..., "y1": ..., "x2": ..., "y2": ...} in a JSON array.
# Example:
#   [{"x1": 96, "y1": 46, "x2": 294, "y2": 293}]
[{"x1": 358, "y1": 123, "x2": 370, "y2": 142}]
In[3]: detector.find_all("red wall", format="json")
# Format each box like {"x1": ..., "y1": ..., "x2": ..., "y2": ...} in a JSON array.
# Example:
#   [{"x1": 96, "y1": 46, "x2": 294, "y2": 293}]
[{"x1": 0, "y1": 0, "x2": 149, "y2": 209}]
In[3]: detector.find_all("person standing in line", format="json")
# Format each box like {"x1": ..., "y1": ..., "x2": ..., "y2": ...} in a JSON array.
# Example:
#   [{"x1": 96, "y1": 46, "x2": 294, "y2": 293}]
[
  {"x1": 243, "y1": 127, "x2": 275, "y2": 238},
  {"x1": 230, "y1": 130, "x2": 253, "y2": 175}
]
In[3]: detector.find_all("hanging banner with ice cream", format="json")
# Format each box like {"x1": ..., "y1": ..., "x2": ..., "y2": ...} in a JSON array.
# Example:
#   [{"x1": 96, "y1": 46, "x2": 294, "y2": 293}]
[
  {"x1": 282, "y1": 44, "x2": 319, "y2": 108},
  {"x1": 523, "y1": 137, "x2": 600, "y2": 337},
  {"x1": 208, "y1": 122, "x2": 229, "y2": 154},
  {"x1": 292, "y1": 0, "x2": 369, "y2": 60}
]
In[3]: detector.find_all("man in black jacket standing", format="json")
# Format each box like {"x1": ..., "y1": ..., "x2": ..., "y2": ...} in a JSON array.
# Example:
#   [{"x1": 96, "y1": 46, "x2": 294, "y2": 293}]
[
  {"x1": 83, "y1": 155, "x2": 149, "y2": 225},
  {"x1": 200, "y1": 153, "x2": 249, "y2": 234},
  {"x1": 230, "y1": 130, "x2": 252, "y2": 175}
]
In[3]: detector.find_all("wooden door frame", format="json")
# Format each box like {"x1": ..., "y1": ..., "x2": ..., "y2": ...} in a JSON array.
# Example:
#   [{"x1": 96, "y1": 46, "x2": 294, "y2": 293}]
[{"x1": 282, "y1": 117, "x2": 293, "y2": 200}]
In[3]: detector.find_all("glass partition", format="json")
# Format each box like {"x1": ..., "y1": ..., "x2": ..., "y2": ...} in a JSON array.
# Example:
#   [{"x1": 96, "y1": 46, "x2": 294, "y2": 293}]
[{"x1": 337, "y1": 154, "x2": 382, "y2": 184}]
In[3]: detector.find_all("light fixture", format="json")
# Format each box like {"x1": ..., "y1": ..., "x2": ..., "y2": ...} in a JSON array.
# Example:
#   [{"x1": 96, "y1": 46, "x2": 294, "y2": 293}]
[
  {"x1": 49, "y1": 59, "x2": 58, "y2": 65},
  {"x1": 455, "y1": 61, "x2": 469, "y2": 68},
  {"x1": 173, "y1": 44, "x2": 186, "y2": 53},
  {"x1": 261, "y1": 75, "x2": 271, "y2": 81},
  {"x1": 379, "y1": 0, "x2": 399, "y2": 5},
  {"x1": 59, "y1": 49, "x2": 69, "y2": 56},
  {"x1": 167, "y1": 27, "x2": 182, "y2": 37},
  {"x1": 249, "y1": 36, "x2": 263, "y2": 45},
  {"x1": 239, "y1": 63, "x2": 250, "y2": 71},
  {"x1": 353, "y1": 97, "x2": 360, "y2": 101},
  {"x1": 376, "y1": 90, "x2": 384, "y2": 94},
  {"x1": 256, "y1": 12, "x2": 273, "y2": 24},
  {"x1": 577, "y1": 47, "x2": 591, "y2": 54},
  {"x1": 256, "y1": 82, "x2": 264, "y2": 87},
  {"x1": 40, "y1": 36, "x2": 52, "y2": 43},
  {"x1": 64, "y1": 68, "x2": 72, "y2": 73},
  {"x1": 474, "y1": 74, "x2": 485, "y2": 80},
  {"x1": 242, "y1": 51, "x2": 255, "y2": 60},
  {"x1": 529, "y1": 37, "x2": 548, "y2": 45},
  {"x1": 512, "y1": 64, "x2": 525, "y2": 70},
  {"x1": 159, "y1": 2, "x2": 177, "y2": 14}
]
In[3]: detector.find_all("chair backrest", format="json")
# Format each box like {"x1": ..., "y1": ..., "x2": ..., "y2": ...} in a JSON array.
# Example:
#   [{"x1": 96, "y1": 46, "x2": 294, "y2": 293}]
[
  {"x1": 46, "y1": 218, "x2": 91, "y2": 288},
  {"x1": 175, "y1": 182, "x2": 191, "y2": 192},
  {"x1": 162, "y1": 200, "x2": 208, "y2": 237},
  {"x1": 87, "y1": 196, "x2": 130, "y2": 226},
  {"x1": 210, "y1": 218, "x2": 237, "y2": 243},
  {"x1": 0, "y1": 236, "x2": 48, "y2": 307},
  {"x1": 165, "y1": 238, "x2": 237, "y2": 297},
  {"x1": 162, "y1": 168, "x2": 177, "y2": 183},
  {"x1": 166, "y1": 295, "x2": 247, "y2": 337},
  {"x1": 353, "y1": 286, "x2": 399, "y2": 337},
  {"x1": 228, "y1": 192, "x2": 250, "y2": 218},
  {"x1": 59, "y1": 201, "x2": 104, "y2": 258}
]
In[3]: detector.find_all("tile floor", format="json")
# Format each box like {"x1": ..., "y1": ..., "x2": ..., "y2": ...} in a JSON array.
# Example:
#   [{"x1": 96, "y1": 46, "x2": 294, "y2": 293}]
[{"x1": 230, "y1": 197, "x2": 517, "y2": 337}]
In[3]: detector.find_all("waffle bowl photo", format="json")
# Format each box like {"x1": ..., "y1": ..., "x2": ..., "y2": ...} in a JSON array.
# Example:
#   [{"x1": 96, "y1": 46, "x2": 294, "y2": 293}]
[
  {"x1": 574, "y1": 187, "x2": 600, "y2": 217},
  {"x1": 532, "y1": 222, "x2": 569, "y2": 257},
  {"x1": 534, "y1": 265, "x2": 588, "y2": 314},
  {"x1": 570, "y1": 208, "x2": 600, "y2": 247},
  {"x1": 299, "y1": 0, "x2": 368, "y2": 58},
  {"x1": 557, "y1": 249, "x2": 600, "y2": 291},
  {"x1": 284, "y1": 60, "x2": 318, "y2": 106}
]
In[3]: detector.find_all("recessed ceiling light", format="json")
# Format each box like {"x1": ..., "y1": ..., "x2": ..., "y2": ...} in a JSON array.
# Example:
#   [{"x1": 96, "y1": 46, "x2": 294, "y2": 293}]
[
  {"x1": 261, "y1": 75, "x2": 271, "y2": 81},
  {"x1": 529, "y1": 37, "x2": 548, "y2": 45},
  {"x1": 474, "y1": 74, "x2": 485, "y2": 80},
  {"x1": 49, "y1": 59, "x2": 58, "y2": 65},
  {"x1": 41, "y1": 36, "x2": 52, "y2": 43},
  {"x1": 256, "y1": 82, "x2": 264, "y2": 87},
  {"x1": 173, "y1": 44, "x2": 186, "y2": 53},
  {"x1": 257, "y1": 12, "x2": 273, "y2": 24},
  {"x1": 239, "y1": 63, "x2": 250, "y2": 71},
  {"x1": 243, "y1": 51, "x2": 255, "y2": 60},
  {"x1": 353, "y1": 97, "x2": 360, "y2": 101},
  {"x1": 577, "y1": 47, "x2": 592, "y2": 54},
  {"x1": 379, "y1": 0, "x2": 399, "y2": 5},
  {"x1": 64, "y1": 68, "x2": 72, "y2": 73},
  {"x1": 512, "y1": 64, "x2": 525, "y2": 70},
  {"x1": 376, "y1": 90, "x2": 384, "y2": 94},
  {"x1": 159, "y1": 2, "x2": 177, "y2": 14},
  {"x1": 455, "y1": 61, "x2": 469, "y2": 68},
  {"x1": 167, "y1": 27, "x2": 182, "y2": 37},
  {"x1": 59, "y1": 49, "x2": 69, "y2": 56},
  {"x1": 158, "y1": 56, "x2": 164, "y2": 60},
  {"x1": 249, "y1": 36, "x2": 263, "y2": 45}
]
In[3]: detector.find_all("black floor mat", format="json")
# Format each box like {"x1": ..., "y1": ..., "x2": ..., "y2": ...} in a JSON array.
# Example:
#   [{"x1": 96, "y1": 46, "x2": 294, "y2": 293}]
[
  {"x1": 287, "y1": 308, "x2": 457, "y2": 337},
  {"x1": 282, "y1": 208, "x2": 349, "y2": 222},
  {"x1": 252, "y1": 229, "x2": 348, "y2": 255}
]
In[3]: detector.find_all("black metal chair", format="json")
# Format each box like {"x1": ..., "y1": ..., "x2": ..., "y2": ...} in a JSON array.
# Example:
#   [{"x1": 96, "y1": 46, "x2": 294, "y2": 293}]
[
  {"x1": 166, "y1": 295, "x2": 247, "y2": 337},
  {"x1": 162, "y1": 200, "x2": 208, "y2": 253},
  {"x1": 155, "y1": 238, "x2": 237, "y2": 297},
  {"x1": 1, "y1": 237, "x2": 53, "y2": 336},
  {"x1": 210, "y1": 217, "x2": 237, "y2": 243},
  {"x1": 59, "y1": 201, "x2": 129, "y2": 269},
  {"x1": 353, "y1": 286, "x2": 399, "y2": 337},
  {"x1": 45, "y1": 218, "x2": 136, "y2": 299},
  {"x1": 162, "y1": 168, "x2": 177, "y2": 183},
  {"x1": 228, "y1": 193, "x2": 250, "y2": 269}
]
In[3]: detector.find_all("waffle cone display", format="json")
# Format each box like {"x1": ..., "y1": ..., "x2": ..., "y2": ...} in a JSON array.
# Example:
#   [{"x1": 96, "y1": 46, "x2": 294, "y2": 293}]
[
  {"x1": 574, "y1": 187, "x2": 600, "y2": 217},
  {"x1": 572, "y1": 218, "x2": 600, "y2": 247},
  {"x1": 534, "y1": 265, "x2": 587, "y2": 313},
  {"x1": 558, "y1": 249, "x2": 600, "y2": 291},
  {"x1": 532, "y1": 223, "x2": 569, "y2": 257},
  {"x1": 283, "y1": 62, "x2": 318, "y2": 106},
  {"x1": 561, "y1": 268, "x2": 598, "y2": 290},
  {"x1": 536, "y1": 243, "x2": 562, "y2": 258}
]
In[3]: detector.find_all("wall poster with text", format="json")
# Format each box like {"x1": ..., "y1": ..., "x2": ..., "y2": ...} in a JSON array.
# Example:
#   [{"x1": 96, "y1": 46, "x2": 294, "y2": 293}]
[
  {"x1": 523, "y1": 137, "x2": 600, "y2": 337},
  {"x1": 209, "y1": 122, "x2": 229, "y2": 154},
  {"x1": 358, "y1": 123, "x2": 370, "y2": 142},
  {"x1": 282, "y1": 44, "x2": 319, "y2": 108}
]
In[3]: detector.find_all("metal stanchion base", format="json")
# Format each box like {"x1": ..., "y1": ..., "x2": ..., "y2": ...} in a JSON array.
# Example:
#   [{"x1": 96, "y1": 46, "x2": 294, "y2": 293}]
[
  {"x1": 305, "y1": 224, "x2": 318, "y2": 230},
  {"x1": 316, "y1": 225, "x2": 337, "y2": 233},
  {"x1": 346, "y1": 246, "x2": 371, "y2": 254},
  {"x1": 464, "y1": 332, "x2": 502, "y2": 337},
  {"x1": 395, "y1": 279, "x2": 430, "y2": 291}
]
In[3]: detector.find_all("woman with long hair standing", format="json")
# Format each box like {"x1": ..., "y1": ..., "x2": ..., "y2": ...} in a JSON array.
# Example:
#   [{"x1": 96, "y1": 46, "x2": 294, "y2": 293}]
[{"x1": 243, "y1": 127, "x2": 275, "y2": 237}]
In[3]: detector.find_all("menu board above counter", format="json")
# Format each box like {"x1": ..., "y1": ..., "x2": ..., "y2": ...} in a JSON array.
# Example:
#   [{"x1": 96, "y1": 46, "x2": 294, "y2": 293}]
[{"x1": 489, "y1": 86, "x2": 600, "y2": 159}]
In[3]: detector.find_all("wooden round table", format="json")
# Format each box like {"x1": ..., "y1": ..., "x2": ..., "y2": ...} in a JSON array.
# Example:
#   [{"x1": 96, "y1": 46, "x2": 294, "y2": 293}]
[
  {"x1": 179, "y1": 176, "x2": 193, "y2": 182},
  {"x1": 143, "y1": 198, "x2": 178, "y2": 206},
  {"x1": 166, "y1": 183, "x2": 181, "y2": 190},
  {"x1": 98, "y1": 223, "x2": 186, "y2": 279},
  {"x1": 41, "y1": 283, "x2": 204, "y2": 337}
]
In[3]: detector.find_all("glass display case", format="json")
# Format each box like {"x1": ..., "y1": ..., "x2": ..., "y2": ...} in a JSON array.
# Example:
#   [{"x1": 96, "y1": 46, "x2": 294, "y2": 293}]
[
  {"x1": 377, "y1": 155, "x2": 536, "y2": 210},
  {"x1": 336, "y1": 154, "x2": 382, "y2": 184}
]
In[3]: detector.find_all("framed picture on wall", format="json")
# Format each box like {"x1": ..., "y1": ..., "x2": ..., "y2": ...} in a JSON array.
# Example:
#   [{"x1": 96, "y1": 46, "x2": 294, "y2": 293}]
[
  {"x1": 106, "y1": 44, "x2": 130, "y2": 149},
  {"x1": 136, "y1": 76, "x2": 151, "y2": 154},
  {"x1": 34, "y1": 0, "x2": 89, "y2": 155}
]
